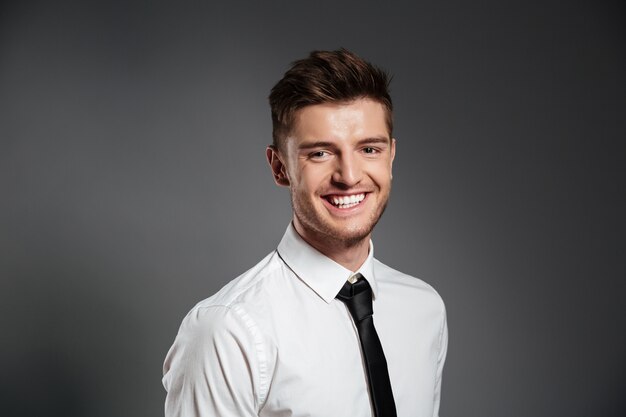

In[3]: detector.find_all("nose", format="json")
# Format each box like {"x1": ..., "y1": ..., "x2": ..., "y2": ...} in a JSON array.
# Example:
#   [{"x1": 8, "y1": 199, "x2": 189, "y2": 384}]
[{"x1": 331, "y1": 153, "x2": 362, "y2": 188}]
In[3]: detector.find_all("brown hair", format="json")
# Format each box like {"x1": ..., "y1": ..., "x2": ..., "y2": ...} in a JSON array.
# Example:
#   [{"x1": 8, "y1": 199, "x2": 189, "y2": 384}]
[{"x1": 269, "y1": 48, "x2": 393, "y2": 150}]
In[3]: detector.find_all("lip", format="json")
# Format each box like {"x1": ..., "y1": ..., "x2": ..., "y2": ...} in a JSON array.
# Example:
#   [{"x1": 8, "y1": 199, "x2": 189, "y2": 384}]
[
  {"x1": 321, "y1": 189, "x2": 372, "y2": 198},
  {"x1": 321, "y1": 192, "x2": 370, "y2": 215}
]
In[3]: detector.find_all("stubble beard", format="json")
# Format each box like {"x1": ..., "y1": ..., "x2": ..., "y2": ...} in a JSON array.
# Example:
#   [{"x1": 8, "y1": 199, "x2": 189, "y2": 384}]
[{"x1": 290, "y1": 189, "x2": 390, "y2": 250}]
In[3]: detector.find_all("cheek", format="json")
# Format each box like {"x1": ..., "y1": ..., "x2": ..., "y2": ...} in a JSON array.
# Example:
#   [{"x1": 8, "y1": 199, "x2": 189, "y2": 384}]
[
  {"x1": 370, "y1": 163, "x2": 393, "y2": 185},
  {"x1": 297, "y1": 166, "x2": 330, "y2": 194}
]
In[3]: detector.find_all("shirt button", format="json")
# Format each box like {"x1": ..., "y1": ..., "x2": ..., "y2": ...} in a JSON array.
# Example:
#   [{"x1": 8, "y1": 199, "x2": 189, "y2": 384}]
[{"x1": 348, "y1": 274, "x2": 359, "y2": 284}]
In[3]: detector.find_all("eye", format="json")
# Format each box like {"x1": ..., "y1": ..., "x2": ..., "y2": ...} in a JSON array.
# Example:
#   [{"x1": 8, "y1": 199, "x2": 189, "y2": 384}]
[
  {"x1": 309, "y1": 150, "x2": 330, "y2": 159},
  {"x1": 362, "y1": 147, "x2": 379, "y2": 154}
]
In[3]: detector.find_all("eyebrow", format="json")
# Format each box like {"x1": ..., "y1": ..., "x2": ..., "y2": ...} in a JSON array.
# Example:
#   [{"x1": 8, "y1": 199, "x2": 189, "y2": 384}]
[
  {"x1": 298, "y1": 136, "x2": 391, "y2": 150},
  {"x1": 298, "y1": 141, "x2": 336, "y2": 150},
  {"x1": 356, "y1": 137, "x2": 391, "y2": 146}
]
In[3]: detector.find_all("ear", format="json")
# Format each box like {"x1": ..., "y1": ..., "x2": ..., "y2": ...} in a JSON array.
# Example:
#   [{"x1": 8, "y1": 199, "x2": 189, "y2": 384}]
[
  {"x1": 266, "y1": 146, "x2": 290, "y2": 187},
  {"x1": 389, "y1": 138, "x2": 396, "y2": 179}
]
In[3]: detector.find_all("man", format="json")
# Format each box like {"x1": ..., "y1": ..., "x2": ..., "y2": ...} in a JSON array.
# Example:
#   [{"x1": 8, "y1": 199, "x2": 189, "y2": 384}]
[{"x1": 162, "y1": 49, "x2": 448, "y2": 417}]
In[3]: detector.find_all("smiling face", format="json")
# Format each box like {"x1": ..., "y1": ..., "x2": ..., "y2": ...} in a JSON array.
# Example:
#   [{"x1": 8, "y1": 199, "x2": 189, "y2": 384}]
[{"x1": 267, "y1": 98, "x2": 396, "y2": 250}]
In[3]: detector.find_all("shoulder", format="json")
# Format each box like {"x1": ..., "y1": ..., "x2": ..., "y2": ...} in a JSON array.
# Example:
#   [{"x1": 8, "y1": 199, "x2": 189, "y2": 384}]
[
  {"x1": 373, "y1": 258, "x2": 446, "y2": 313},
  {"x1": 191, "y1": 250, "x2": 281, "y2": 311},
  {"x1": 176, "y1": 250, "x2": 286, "y2": 338},
  {"x1": 163, "y1": 252, "x2": 284, "y2": 409},
  {"x1": 164, "y1": 251, "x2": 282, "y2": 377}
]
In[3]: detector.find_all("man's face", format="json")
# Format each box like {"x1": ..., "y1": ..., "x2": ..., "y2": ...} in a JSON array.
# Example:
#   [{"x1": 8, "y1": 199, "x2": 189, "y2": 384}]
[{"x1": 268, "y1": 98, "x2": 396, "y2": 248}]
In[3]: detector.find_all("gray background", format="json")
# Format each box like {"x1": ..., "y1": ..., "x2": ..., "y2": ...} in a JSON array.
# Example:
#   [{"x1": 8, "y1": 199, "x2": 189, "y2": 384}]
[{"x1": 1, "y1": 0, "x2": 624, "y2": 416}]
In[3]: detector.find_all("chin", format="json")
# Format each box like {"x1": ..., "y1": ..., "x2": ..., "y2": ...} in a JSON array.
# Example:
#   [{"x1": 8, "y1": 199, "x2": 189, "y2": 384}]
[
  {"x1": 336, "y1": 231, "x2": 372, "y2": 247},
  {"x1": 292, "y1": 196, "x2": 388, "y2": 247},
  {"x1": 324, "y1": 219, "x2": 377, "y2": 246}
]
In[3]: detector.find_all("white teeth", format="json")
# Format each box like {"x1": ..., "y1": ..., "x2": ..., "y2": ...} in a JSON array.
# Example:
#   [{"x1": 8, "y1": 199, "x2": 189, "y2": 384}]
[{"x1": 328, "y1": 193, "x2": 365, "y2": 208}]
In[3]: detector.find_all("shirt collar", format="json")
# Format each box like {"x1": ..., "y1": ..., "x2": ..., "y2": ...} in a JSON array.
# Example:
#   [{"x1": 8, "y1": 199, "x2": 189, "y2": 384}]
[{"x1": 277, "y1": 223, "x2": 378, "y2": 304}]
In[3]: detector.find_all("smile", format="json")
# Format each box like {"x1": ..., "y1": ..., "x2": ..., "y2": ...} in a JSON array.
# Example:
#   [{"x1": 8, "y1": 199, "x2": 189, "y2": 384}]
[{"x1": 325, "y1": 193, "x2": 366, "y2": 209}]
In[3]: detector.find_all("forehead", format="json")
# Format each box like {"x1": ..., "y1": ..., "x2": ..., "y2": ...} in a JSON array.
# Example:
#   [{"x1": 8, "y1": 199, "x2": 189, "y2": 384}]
[{"x1": 290, "y1": 98, "x2": 390, "y2": 142}]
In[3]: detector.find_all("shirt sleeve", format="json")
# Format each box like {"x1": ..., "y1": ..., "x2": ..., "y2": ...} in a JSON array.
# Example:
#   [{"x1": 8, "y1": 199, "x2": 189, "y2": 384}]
[
  {"x1": 162, "y1": 305, "x2": 266, "y2": 417},
  {"x1": 432, "y1": 303, "x2": 448, "y2": 417}
]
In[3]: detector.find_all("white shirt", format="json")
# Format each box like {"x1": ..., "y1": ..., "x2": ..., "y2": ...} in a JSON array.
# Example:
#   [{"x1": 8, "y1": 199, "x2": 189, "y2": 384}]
[{"x1": 163, "y1": 224, "x2": 448, "y2": 417}]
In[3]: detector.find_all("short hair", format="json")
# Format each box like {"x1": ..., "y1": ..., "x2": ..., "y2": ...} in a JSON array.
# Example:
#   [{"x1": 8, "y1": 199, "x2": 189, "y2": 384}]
[{"x1": 269, "y1": 48, "x2": 393, "y2": 150}]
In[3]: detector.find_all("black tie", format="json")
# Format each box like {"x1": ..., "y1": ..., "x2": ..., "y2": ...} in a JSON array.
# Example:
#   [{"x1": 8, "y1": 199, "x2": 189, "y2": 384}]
[{"x1": 336, "y1": 275, "x2": 397, "y2": 417}]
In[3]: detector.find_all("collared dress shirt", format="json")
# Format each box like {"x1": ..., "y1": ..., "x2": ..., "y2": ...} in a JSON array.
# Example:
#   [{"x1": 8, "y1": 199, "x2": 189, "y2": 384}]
[{"x1": 163, "y1": 224, "x2": 448, "y2": 417}]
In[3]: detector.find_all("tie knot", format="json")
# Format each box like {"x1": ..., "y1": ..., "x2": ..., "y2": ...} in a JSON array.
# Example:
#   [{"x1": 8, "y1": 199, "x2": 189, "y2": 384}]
[{"x1": 336, "y1": 276, "x2": 373, "y2": 322}]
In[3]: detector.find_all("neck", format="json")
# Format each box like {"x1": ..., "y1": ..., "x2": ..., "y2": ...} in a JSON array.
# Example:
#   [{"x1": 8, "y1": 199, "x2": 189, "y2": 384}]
[{"x1": 292, "y1": 220, "x2": 371, "y2": 272}]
